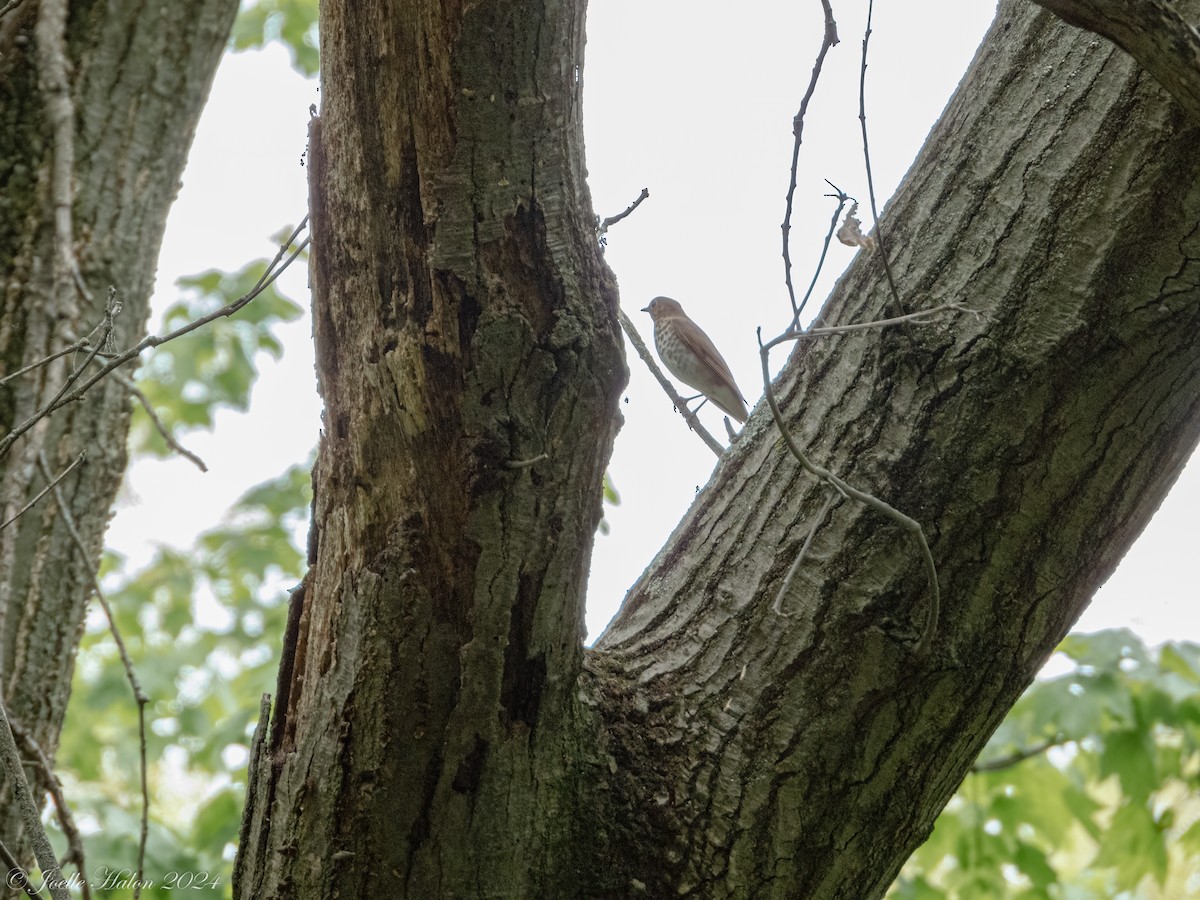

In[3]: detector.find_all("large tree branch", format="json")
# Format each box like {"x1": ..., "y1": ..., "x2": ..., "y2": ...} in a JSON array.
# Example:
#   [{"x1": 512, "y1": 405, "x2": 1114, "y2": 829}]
[
  {"x1": 595, "y1": 0, "x2": 1200, "y2": 895},
  {"x1": 1030, "y1": 0, "x2": 1200, "y2": 122}
]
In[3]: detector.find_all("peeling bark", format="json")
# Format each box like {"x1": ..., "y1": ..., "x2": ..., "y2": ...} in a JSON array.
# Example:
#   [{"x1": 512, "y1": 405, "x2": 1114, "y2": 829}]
[{"x1": 234, "y1": 0, "x2": 625, "y2": 896}]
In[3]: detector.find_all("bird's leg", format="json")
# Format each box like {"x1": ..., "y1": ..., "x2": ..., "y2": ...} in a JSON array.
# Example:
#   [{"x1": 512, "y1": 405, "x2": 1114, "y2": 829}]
[{"x1": 676, "y1": 393, "x2": 708, "y2": 416}]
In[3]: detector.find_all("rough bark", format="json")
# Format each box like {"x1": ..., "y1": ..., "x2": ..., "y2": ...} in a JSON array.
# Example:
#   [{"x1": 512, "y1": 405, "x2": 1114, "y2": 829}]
[
  {"x1": 594, "y1": 2, "x2": 1200, "y2": 896},
  {"x1": 233, "y1": 0, "x2": 625, "y2": 896},
  {"x1": 0, "y1": 0, "x2": 238, "y2": 860},
  {"x1": 237, "y1": 0, "x2": 1200, "y2": 898},
  {"x1": 1030, "y1": 0, "x2": 1200, "y2": 123}
]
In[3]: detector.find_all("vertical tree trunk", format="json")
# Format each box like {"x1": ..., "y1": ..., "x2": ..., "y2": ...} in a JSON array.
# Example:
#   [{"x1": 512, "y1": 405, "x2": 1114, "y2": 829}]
[
  {"x1": 0, "y1": 0, "x2": 237, "y2": 861},
  {"x1": 234, "y1": 0, "x2": 625, "y2": 896},
  {"x1": 238, "y1": 0, "x2": 1200, "y2": 897}
]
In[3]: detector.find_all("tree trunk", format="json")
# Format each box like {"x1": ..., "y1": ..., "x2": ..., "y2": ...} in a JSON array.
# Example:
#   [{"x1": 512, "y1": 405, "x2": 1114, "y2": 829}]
[
  {"x1": 0, "y1": 0, "x2": 237, "y2": 861},
  {"x1": 236, "y1": 0, "x2": 1200, "y2": 897},
  {"x1": 233, "y1": 0, "x2": 625, "y2": 896}
]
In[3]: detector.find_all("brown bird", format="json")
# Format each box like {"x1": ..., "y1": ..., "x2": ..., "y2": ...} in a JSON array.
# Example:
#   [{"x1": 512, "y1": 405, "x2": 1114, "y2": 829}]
[{"x1": 642, "y1": 296, "x2": 749, "y2": 424}]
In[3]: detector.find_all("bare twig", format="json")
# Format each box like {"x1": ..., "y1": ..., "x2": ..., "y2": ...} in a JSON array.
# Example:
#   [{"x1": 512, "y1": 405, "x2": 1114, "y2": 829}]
[
  {"x1": 0, "y1": 835, "x2": 46, "y2": 899},
  {"x1": 619, "y1": 309, "x2": 724, "y2": 458},
  {"x1": 113, "y1": 372, "x2": 208, "y2": 472},
  {"x1": 598, "y1": 188, "x2": 649, "y2": 243},
  {"x1": 0, "y1": 451, "x2": 85, "y2": 533},
  {"x1": 858, "y1": 0, "x2": 905, "y2": 317},
  {"x1": 781, "y1": 1, "x2": 840, "y2": 322},
  {"x1": 757, "y1": 329, "x2": 939, "y2": 653},
  {"x1": 972, "y1": 733, "x2": 1068, "y2": 772},
  {"x1": 37, "y1": 452, "x2": 149, "y2": 899},
  {"x1": 7, "y1": 720, "x2": 91, "y2": 900},
  {"x1": 763, "y1": 303, "x2": 976, "y2": 354},
  {"x1": 0, "y1": 699, "x2": 68, "y2": 900},
  {"x1": 0, "y1": 221, "x2": 309, "y2": 462},
  {"x1": 505, "y1": 453, "x2": 548, "y2": 470},
  {"x1": 794, "y1": 183, "x2": 851, "y2": 328},
  {"x1": 0, "y1": 0, "x2": 28, "y2": 20},
  {"x1": 0, "y1": 294, "x2": 119, "y2": 462},
  {"x1": 759, "y1": 1, "x2": 943, "y2": 651},
  {"x1": 594, "y1": 190, "x2": 727, "y2": 456},
  {"x1": 773, "y1": 488, "x2": 841, "y2": 615},
  {"x1": 0, "y1": 341, "x2": 90, "y2": 388}
]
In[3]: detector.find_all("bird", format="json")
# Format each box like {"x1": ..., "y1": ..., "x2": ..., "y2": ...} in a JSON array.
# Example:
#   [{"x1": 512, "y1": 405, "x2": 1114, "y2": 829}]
[{"x1": 642, "y1": 296, "x2": 749, "y2": 423}]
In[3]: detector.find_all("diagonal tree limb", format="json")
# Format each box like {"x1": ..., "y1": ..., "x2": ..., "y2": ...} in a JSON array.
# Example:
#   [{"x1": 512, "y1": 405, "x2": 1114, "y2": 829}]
[{"x1": 1029, "y1": 0, "x2": 1200, "y2": 123}]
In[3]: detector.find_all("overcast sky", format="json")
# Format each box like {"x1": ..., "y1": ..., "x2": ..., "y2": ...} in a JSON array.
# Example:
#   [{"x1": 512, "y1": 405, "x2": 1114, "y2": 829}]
[{"x1": 107, "y1": 1, "x2": 1199, "y2": 654}]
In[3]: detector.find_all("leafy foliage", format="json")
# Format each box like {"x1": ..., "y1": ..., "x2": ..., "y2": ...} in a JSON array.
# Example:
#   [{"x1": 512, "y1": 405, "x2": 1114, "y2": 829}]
[
  {"x1": 54, "y1": 461, "x2": 310, "y2": 898},
  {"x1": 55, "y1": 460, "x2": 309, "y2": 897},
  {"x1": 891, "y1": 631, "x2": 1200, "y2": 899},
  {"x1": 231, "y1": 0, "x2": 320, "y2": 77},
  {"x1": 598, "y1": 471, "x2": 620, "y2": 536},
  {"x1": 44, "y1": 252, "x2": 310, "y2": 897},
  {"x1": 129, "y1": 259, "x2": 302, "y2": 460}
]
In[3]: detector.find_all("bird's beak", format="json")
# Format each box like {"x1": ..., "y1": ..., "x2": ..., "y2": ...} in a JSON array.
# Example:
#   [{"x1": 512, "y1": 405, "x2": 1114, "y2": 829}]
[{"x1": 640, "y1": 304, "x2": 651, "y2": 313}]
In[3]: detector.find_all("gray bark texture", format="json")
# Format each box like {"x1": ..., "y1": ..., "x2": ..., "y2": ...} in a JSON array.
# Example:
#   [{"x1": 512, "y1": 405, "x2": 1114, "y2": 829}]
[
  {"x1": 1030, "y1": 0, "x2": 1200, "y2": 123},
  {"x1": 235, "y1": 0, "x2": 1200, "y2": 898},
  {"x1": 0, "y1": 0, "x2": 237, "y2": 865}
]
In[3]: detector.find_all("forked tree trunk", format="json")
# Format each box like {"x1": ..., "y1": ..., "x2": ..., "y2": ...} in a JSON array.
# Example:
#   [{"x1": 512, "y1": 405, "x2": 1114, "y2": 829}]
[
  {"x1": 0, "y1": 0, "x2": 238, "y2": 866},
  {"x1": 235, "y1": 0, "x2": 1200, "y2": 897}
]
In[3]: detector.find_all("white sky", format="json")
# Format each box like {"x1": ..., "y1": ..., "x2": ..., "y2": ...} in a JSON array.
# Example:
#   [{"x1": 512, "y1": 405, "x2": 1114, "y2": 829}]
[{"x1": 107, "y1": 1, "x2": 1199, "y2": 651}]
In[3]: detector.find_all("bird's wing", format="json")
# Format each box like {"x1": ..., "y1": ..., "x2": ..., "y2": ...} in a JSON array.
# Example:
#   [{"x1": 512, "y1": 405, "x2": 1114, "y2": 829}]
[{"x1": 677, "y1": 319, "x2": 747, "y2": 403}]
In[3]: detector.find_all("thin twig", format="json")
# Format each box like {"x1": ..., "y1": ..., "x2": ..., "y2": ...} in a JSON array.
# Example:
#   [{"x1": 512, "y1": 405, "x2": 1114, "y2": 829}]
[
  {"x1": 0, "y1": 451, "x2": 85, "y2": 533},
  {"x1": 781, "y1": 0, "x2": 840, "y2": 322},
  {"x1": 0, "y1": 340, "x2": 89, "y2": 388},
  {"x1": 773, "y1": 488, "x2": 841, "y2": 615},
  {"x1": 0, "y1": 296, "x2": 119, "y2": 462},
  {"x1": 0, "y1": 222, "x2": 309, "y2": 462},
  {"x1": 793, "y1": 184, "x2": 851, "y2": 329},
  {"x1": 37, "y1": 452, "x2": 149, "y2": 899},
  {"x1": 619, "y1": 309, "x2": 724, "y2": 458},
  {"x1": 113, "y1": 372, "x2": 208, "y2": 472},
  {"x1": 0, "y1": 835, "x2": 46, "y2": 899},
  {"x1": 598, "y1": 188, "x2": 649, "y2": 242},
  {"x1": 0, "y1": 0, "x2": 28, "y2": 20},
  {"x1": 0, "y1": 699, "x2": 68, "y2": 900},
  {"x1": 596, "y1": 191, "x2": 725, "y2": 455},
  {"x1": 858, "y1": 0, "x2": 905, "y2": 316},
  {"x1": 592, "y1": 192, "x2": 723, "y2": 453},
  {"x1": 757, "y1": 329, "x2": 939, "y2": 653},
  {"x1": 7, "y1": 720, "x2": 91, "y2": 900},
  {"x1": 504, "y1": 453, "x2": 548, "y2": 470},
  {"x1": 972, "y1": 733, "x2": 1068, "y2": 773},
  {"x1": 761, "y1": 0, "x2": 940, "y2": 651},
  {"x1": 763, "y1": 303, "x2": 975, "y2": 354}
]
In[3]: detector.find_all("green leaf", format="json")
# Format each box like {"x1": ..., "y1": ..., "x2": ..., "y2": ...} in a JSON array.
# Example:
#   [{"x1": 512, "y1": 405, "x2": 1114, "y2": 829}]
[
  {"x1": 1099, "y1": 729, "x2": 1157, "y2": 805},
  {"x1": 231, "y1": 0, "x2": 320, "y2": 76},
  {"x1": 1097, "y1": 802, "x2": 1168, "y2": 891},
  {"x1": 1180, "y1": 816, "x2": 1200, "y2": 855},
  {"x1": 1058, "y1": 629, "x2": 1149, "y2": 670},
  {"x1": 232, "y1": 462, "x2": 312, "y2": 519},
  {"x1": 1014, "y1": 841, "x2": 1056, "y2": 889},
  {"x1": 192, "y1": 786, "x2": 243, "y2": 854},
  {"x1": 1158, "y1": 643, "x2": 1200, "y2": 684},
  {"x1": 130, "y1": 254, "x2": 304, "y2": 460}
]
